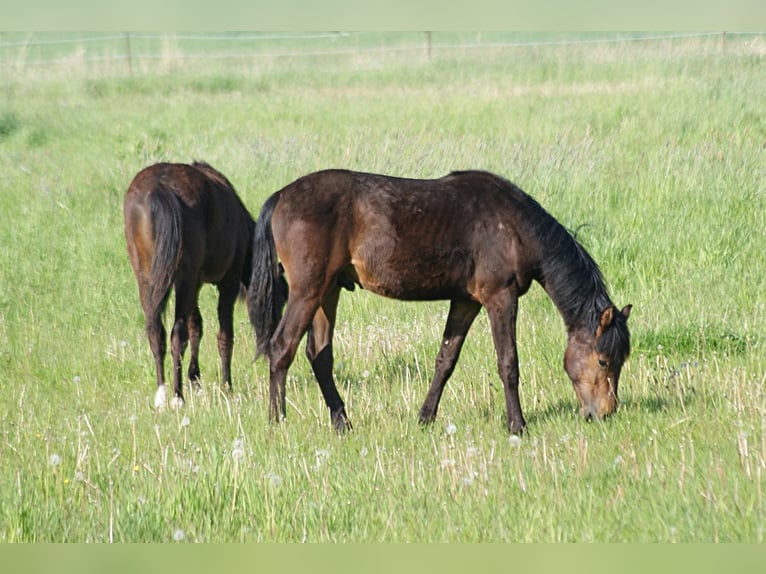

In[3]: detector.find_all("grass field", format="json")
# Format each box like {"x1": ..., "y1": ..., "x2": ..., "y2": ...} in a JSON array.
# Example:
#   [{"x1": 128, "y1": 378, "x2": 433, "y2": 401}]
[{"x1": 0, "y1": 32, "x2": 765, "y2": 542}]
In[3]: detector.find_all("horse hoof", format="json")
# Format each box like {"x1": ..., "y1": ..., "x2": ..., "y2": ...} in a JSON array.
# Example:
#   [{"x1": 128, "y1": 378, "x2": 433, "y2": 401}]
[
  {"x1": 154, "y1": 385, "x2": 168, "y2": 410},
  {"x1": 331, "y1": 411, "x2": 352, "y2": 433},
  {"x1": 170, "y1": 396, "x2": 185, "y2": 410}
]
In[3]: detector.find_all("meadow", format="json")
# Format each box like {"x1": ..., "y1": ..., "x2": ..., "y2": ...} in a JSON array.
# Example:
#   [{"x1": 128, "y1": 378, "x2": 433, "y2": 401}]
[{"x1": 0, "y1": 32, "x2": 764, "y2": 542}]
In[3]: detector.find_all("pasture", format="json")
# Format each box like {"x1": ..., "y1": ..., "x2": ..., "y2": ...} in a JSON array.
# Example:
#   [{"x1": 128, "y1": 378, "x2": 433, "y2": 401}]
[{"x1": 0, "y1": 32, "x2": 764, "y2": 542}]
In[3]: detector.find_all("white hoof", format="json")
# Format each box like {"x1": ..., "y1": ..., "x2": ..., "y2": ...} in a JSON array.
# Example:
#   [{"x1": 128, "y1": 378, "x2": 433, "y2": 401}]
[
  {"x1": 154, "y1": 385, "x2": 168, "y2": 410},
  {"x1": 170, "y1": 396, "x2": 185, "y2": 410}
]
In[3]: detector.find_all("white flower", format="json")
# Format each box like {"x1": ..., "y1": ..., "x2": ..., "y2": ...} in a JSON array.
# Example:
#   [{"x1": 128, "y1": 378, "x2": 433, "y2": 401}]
[
  {"x1": 49, "y1": 454, "x2": 61, "y2": 467},
  {"x1": 231, "y1": 438, "x2": 245, "y2": 461},
  {"x1": 265, "y1": 471, "x2": 282, "y2": 488},
  {"x1": 315, "y1": 448, "x2": 330, "y2": 468},
  {"x1": 362, "y1": 370, "x2": 370, "y2": 379}
]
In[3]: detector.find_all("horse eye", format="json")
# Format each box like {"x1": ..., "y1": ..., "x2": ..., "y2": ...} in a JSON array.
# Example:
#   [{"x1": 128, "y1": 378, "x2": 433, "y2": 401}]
[{"x1": 597, "y1": 359, "x2": 608, "y2": 369}]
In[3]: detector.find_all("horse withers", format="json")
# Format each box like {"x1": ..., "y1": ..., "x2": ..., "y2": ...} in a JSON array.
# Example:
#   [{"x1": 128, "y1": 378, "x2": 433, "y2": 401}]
[
  {"x1": 124, "y1": 161, "x2": 254, "y2": 409},
  {"x1": 248, "y1": 169, "x2": 631, "y2": 434}
]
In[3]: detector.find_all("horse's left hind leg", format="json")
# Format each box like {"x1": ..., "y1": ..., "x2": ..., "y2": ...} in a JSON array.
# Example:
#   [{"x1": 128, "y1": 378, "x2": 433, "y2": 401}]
[{"x1": 305, "y1": 285, "x2": 351, "y2": 432}]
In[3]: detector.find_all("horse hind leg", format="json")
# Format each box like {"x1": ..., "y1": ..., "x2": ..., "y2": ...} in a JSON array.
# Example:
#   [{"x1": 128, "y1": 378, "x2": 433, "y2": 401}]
[
  {"x1": 187, "y1": 304, "x2": 203, "y2": 389},
  {"x1": 168, "y1": 279, "x2": 196, "y2": 409},
  {"x1": 146, "y1": 310, "x2": 169, "y2": 409},
  {"x1": 267, "y1": 287, "x2": 326, "y2": 425},
  {"x1": 216, "y1": 281, "x2": 240, "y2": 392},
  {"x1": 305, "y1": 286, "x2": 351, "y2": 432},
  {"x1": 418, "y1": 299, "x2": 481, "y2": 425}
]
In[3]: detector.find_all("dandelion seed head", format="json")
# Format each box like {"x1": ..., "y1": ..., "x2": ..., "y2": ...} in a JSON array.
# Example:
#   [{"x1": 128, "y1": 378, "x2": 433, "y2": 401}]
[
  {"x1": 231, "y1": 438, "x2": 245, "y2": 461},
  {"x1": 265, "y1": 471, "x2": 282, "y2": 488},
  {"x1": 180, "y1": 416, "x2": 190, "y2": 428},
  {"x1": 315, "y1": 448, "x2": 330, "y2": 466},
  {"x1": 446, "y1": 422, "x2": 457, "y2": 436},
  {"x1": 73, "y1": 376, "x2": 81, "y2": 384},
  {"x1": 509, "y1": 435, "x2": 522, "y2": 448},
  {"x1": 49, "y1": 453, "x2": 61, "y2": 467},
  {"x1": 173, "y1": 529, "x2": 185, "y2": 542}
]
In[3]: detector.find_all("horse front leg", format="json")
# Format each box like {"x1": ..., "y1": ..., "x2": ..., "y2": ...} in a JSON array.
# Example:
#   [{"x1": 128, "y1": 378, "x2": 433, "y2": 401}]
[
  {"x1": 484, "y1": 287, "x2": 526, "y2": 435},
  {"x1": 418, "y1": 299, "x2": 481, "y2": 425}
]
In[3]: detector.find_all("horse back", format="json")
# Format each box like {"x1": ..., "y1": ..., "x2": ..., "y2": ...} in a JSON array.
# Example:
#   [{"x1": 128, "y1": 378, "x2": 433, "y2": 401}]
[{"x1": 270, "y1": 170, "x2": 540, "y2": 302}]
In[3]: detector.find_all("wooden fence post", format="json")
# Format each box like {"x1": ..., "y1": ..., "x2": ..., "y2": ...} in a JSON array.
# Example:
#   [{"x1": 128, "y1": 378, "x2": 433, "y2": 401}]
[{"x1": 125, "y1": 32, "x2": 133, "y2": 77}]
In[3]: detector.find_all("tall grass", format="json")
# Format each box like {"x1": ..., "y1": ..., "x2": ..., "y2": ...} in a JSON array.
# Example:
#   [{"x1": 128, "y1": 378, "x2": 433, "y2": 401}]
[{"x1": 0, "y1": 33, "x2": 764, "y2": 541}]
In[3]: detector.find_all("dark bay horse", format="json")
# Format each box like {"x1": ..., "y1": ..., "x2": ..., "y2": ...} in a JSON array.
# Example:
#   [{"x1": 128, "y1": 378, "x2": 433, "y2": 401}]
[
  {"x1": 248, "y1": 169, "x2": 631, "y2": 433},
  {"x1": 124, "y1": 161, "x2": 254, "y2": 409}
]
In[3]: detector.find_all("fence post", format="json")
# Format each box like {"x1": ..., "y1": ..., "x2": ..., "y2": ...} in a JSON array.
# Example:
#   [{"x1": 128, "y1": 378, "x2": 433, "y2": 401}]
[{"x1": 125, "y1": 32, "x2": 133, "y2": 77}]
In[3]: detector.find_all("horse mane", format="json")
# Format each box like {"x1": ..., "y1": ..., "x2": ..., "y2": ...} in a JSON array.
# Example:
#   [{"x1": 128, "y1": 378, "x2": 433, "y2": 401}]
[{"x1": 485, "y1": 172, "x2": 631, "y2": 362}]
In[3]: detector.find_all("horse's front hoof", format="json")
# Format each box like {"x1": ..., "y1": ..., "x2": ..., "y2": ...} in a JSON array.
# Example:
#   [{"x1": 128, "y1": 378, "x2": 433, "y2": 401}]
[
  {"x1": 331, "y1": 410, "x2": 352, "y2": 433},
  {"x1": 417, "y1": 407, "x2": 437, "y2": 426}
]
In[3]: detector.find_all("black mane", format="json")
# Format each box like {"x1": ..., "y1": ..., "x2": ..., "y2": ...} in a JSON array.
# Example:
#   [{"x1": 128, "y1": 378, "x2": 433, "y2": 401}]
[{"x1": 497, "y1": 176, "x2": 630, "y2": 362}]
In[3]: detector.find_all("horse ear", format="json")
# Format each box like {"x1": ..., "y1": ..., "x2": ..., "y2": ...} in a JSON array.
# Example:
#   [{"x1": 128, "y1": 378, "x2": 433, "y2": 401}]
[
  {"x1": 596, "y1": 306, "x2": 615, "y2": 336},
  {"x1": 621, "y1": 304, "x2": 632, "y2": 320}
]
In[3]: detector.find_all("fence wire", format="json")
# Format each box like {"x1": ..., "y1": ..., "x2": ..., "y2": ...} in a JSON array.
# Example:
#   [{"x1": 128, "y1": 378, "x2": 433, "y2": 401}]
[{"x1": 0, "y1": 31, "x2": 761, "y2": 71}]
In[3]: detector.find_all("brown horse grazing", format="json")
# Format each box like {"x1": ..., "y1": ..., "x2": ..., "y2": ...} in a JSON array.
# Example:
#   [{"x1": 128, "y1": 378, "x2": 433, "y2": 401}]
[
  {"x1": 248, "y1": 169, "x2": 631, "y2": 434},
  {"x1": 124, "y1": 161, "x2": 254, "y2": 409}
]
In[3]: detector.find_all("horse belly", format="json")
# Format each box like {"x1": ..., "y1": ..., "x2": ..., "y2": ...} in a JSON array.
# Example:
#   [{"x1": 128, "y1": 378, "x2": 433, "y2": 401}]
[{"x1": 351, "y1": 251, "x2": 471, "y2": 301}]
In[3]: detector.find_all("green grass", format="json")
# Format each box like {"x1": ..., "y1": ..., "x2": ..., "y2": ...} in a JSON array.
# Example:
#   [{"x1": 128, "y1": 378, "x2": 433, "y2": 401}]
[{"x1": 1, "y1": 32, "x2": 765, "y2": 542}]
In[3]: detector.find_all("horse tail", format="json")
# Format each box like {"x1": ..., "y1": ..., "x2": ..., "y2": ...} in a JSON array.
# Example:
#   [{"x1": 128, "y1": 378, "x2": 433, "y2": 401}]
[
  {"x1": 248, "y1": 192, "x2": 287, "y2": 360},
  {"x1": 145, "y1": 184, "x2": 183, "y2": 322}
]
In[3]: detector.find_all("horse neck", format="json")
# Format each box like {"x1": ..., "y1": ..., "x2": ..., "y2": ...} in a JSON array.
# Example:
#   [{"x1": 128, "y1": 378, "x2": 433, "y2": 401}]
[{"x1": 535, "y1": 229, "x2": 613, "y2": 335}]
